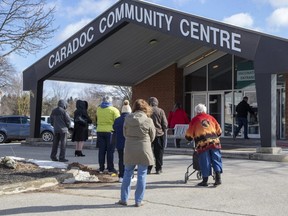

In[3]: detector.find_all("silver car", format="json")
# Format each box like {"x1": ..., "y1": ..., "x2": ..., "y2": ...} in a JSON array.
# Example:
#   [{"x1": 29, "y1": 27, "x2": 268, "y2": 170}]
[{"x1": 0, "y1": 115, "x2": 54, "y2": 143}]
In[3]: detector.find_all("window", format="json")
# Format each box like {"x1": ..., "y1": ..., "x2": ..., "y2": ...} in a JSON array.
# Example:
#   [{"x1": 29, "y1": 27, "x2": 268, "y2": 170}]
[
  {"x1": 185, "y1": 66, "x2": 206, "y2": 91},
  {"x1": 208, "y1": 54, "x2": 232, "y2": 90},
  {"x1": 21, "y1": 117, "x2": 29, "y2": 124},
  {"x1": 0, "y1": 118, "x2": 7, "y2": 123},
  {"x1": 6, "y1": 117, "x2": 21, "y2": 124}
]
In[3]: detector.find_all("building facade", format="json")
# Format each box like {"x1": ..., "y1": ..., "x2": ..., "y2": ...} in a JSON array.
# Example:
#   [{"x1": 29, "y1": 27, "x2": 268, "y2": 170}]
[{"x1": 23, "y1": 0, "x2": 288, "y2": 150}]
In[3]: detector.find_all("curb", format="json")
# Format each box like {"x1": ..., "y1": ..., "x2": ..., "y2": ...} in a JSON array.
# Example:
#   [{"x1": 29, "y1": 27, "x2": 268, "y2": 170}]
[
  {"x1": 0, "y1": 172, "x2": 72, "y2": 196},
  {"x1": 164, "y1": 148, "x2": 288, "y2": 162},
  {"x1": 22, "y1": 141, "x2": 288, "y2": 163},
  {"x1": 0, "y1": 177, "x2": 58, "y2": 195}
]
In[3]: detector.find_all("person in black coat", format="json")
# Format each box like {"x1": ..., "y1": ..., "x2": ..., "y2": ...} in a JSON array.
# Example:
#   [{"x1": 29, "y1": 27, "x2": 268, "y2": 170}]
[
  {"x1": 72, "y1": 100, "x2": 92, "y2": 156},
  {"x1": 234, "y1": 96, "x2": 255, "y2": 139}
]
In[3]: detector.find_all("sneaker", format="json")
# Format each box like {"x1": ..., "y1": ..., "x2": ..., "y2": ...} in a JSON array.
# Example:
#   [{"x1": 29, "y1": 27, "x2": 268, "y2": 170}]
[
  {"x1": 135, "y1": 201, "x2": 144, "y2": 207},
  {"x1": 97, "y1": 168, "x2": 104, "y2": 174},
  {"x1": 116, "y1": 200, "x2": 127, "y2": 206},
  {"x1": 59, "y1": 159, "x2": 68, "y2": 162},
  {"x1": 118, "y1": 177, "x2": 123, "y2": 183},
  {"x1": 50, "y1": 157, "x2": 58, "y2": 161}
]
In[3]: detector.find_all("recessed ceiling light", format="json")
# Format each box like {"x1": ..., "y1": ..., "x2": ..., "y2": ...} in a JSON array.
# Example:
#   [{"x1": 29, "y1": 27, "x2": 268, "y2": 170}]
[
  {"x1": 149, "y1": 39, "x2": 158, "y2": 45},
  {"x1": 212, "y1": 65, "x2": 219, "y2": 69},
  {"x1": 113, "y1": 62, "x2": 121, "y2": 68}
]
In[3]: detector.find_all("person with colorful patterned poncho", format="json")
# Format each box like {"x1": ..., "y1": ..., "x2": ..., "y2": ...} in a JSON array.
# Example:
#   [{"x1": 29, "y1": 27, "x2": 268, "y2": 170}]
[{"x1": 185, "y1": 103, "x2": 223, "y2": 187}]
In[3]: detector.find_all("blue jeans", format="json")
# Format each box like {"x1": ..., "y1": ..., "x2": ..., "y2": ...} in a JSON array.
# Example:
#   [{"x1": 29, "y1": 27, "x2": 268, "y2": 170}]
[
  {"x1": 97, "y1": 132, "x2": 115, "y2": 172},
  {"x1": 198, "y1": 149, "x2": 222, "y2": 177},
  {"x1": 121, "y1": 164, "x2": 147, "y2": 204},
  {"x1": 234, "y1": 117, "x2": 248, "y2": 138}
]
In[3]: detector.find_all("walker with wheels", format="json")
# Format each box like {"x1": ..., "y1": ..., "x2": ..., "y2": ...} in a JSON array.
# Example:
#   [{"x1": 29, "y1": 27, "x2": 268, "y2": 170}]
[{"x1": 184, "y1": 149, "x2": 202, "y2": 183}]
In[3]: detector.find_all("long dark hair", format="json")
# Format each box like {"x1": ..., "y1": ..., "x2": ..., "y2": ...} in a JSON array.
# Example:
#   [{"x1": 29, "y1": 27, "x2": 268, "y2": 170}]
[{"x1": 173, "y1": 102, "x2": 182, "y2": 111}]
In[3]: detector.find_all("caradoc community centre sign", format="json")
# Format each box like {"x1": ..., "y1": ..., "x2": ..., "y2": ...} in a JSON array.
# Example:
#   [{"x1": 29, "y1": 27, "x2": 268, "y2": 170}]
[{"x1": 48, "y1": 2, "x2": 243, "y2": 70}]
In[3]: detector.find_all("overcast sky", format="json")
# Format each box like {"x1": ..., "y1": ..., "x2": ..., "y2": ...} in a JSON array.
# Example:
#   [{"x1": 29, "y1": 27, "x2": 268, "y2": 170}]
[{"x1": 9, "y1": 0, "x2": 288, "y2": 93}]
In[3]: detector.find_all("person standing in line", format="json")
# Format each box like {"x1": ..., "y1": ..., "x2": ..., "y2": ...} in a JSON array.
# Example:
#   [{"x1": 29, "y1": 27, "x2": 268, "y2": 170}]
[
  {"x1": 147, "y1": 97, "x2": 168, "y2": 174},
  {"x1": 168, "y1": 102, "x2": 190, "y2": 148},
  {"x1": 234, "y1": 96, "x2": 255, "y2": 140},
  {"x1": 185, "y1": 103, "x2": 223, "y2": 187},
  {"x1": 116, "y1": 99, "x2": 156, "y2": 207},
  {"x1": 96, "y1": 95, "x2": 120, "y2": 174},
  {"x1": 50, "y1": 99, "x2": 71, "y2": 162},
  {"x1": 72, "y1": 100, "x2": 92, "y2": 157},
  {"x1": 113, "y1": 100, "x2": 133, "y2": 183}
]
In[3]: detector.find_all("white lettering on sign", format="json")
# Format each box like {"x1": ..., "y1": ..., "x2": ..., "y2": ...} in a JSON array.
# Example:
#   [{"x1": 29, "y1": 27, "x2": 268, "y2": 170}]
[
  {"x1": 99, "y1": 3, "x2": 173, "y2": 33},
  {"x1": 180, "y1": 19, "x2": 241, "y2": 52},
  {"x1": 47, "y1": 2, "x2": 243, "y2": 70},
  {"x1": 48, "y1": 26, "x2": 94, "y2": 69},
  {"x1": 237, "y1": 70, "x2": 255, "y2": 81}
]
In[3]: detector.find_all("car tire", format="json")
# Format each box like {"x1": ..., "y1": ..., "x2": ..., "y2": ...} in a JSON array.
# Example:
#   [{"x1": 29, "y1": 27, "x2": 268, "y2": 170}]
[
  {"x1": 41, "y1": 131, "x2": 54, "y2": 142},
  {"x1": 0, "y1": 132, "x2": 7, "y2": 143}
]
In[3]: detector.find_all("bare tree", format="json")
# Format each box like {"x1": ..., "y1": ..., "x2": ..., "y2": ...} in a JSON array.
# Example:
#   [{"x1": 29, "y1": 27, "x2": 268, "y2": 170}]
[
  {"x1": 0, "y1": 0, "x2": 56, "y2": 58},
  {"x1": 111, "y1": 85, "x2": 132, "y2": 101},
  {"x1": 9, "y1": 73, "x2": 29, "y2": 115},
  {"x1": 0, "y1": 72, "x2": 30, "y2": 115},
  {"x1": 51, "y1": 81, "x2": 70, "y2": 102},
  {"x1": 0, "y1": 57, "x2": 17, "y2": 89}
]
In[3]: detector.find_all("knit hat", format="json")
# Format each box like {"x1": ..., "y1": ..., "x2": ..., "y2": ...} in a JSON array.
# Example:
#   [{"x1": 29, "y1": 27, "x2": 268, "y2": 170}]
[{"x1": 121, "y1": 100, "x2": 132, "y2": 113}]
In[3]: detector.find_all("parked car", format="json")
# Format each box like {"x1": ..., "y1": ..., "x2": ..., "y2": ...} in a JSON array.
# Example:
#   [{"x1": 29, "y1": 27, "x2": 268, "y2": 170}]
[
  {"x1": 42, "y1": 115, "x2": 74, "y2": 138},
  {"x1": 0, "y1": 115, "x2": 54, "y2": 143},
  {"x1": 41, "y1": 115, "x2": 52, "y2": 125}
]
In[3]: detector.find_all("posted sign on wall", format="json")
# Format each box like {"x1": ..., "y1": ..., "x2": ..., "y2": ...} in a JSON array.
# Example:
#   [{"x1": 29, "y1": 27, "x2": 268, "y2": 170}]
[{"x1": 237, "y1": 69, "x2": 255, "y2": 81}]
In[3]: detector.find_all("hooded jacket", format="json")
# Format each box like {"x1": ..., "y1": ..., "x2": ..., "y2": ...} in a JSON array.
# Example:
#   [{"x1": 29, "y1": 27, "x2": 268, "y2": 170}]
[
  {"x1": 96, "y1": 101, "x2": 120, "y2": 132},
  {"x1": 50, "y1": 100, "x2": 71, "y2": 133},
  {"x1": 148, "y1": 97, "x2": 168, "y2": 136},
  {"x1": 123, "y1": 111, "x2": 156, "y2": 166},
  {"x1": 72, "y1": 100, "x2": 92, "y2": 141}
]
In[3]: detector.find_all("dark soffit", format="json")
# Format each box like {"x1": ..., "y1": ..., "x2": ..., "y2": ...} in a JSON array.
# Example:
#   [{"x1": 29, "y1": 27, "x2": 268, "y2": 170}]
[{"x1": 46, "y1": 23, "x2": 204, "y2": 86}]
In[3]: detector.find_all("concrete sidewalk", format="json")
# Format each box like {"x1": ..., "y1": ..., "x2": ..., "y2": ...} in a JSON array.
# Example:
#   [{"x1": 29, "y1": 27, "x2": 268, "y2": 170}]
[
  {"x1": 1, "y1": 143, "x2": 288, "y2": 216},
  {"x1": 23, "y1": 137, "x2": 288, "y2": 162},
  {"x1": 1, "y1": 137, "x2": 288, "y2": 197}
]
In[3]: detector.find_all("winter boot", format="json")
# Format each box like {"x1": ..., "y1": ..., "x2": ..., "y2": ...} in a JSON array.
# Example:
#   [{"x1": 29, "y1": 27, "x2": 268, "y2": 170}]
[
  {"x1": 214, "y1": 172, "x2": 222, "y2": 186},
  {"x1": 197, "y1": 177, "x2": 208, "y2": 187}
]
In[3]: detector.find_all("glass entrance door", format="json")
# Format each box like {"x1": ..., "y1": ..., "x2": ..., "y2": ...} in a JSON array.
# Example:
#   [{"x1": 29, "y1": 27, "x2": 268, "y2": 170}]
[{"x1": 208, "y1": 93, "x2": 223, "y2": 131}]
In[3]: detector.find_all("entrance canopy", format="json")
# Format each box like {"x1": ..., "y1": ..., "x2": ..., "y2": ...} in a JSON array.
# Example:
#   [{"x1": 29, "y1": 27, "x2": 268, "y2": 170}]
[{"x1": 23, "y1": 0, "x2": 288, "y2": 148}]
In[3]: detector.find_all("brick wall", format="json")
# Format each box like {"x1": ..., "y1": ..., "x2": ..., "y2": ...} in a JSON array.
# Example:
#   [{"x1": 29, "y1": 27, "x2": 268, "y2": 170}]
[{"x1": 132, "y1": 64, "x2": 183, "y2": 117}]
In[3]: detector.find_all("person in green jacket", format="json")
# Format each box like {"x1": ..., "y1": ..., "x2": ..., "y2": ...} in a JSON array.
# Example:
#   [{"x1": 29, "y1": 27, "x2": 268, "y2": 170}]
[{"x1": 96, "y1": 95, "x2": 120, "y2": 174}]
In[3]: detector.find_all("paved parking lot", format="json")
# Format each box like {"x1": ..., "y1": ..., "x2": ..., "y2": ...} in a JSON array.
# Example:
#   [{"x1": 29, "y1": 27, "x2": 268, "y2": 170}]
[{"x1": 1, "y1": 143, "x2": 288, "y2": 216}]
